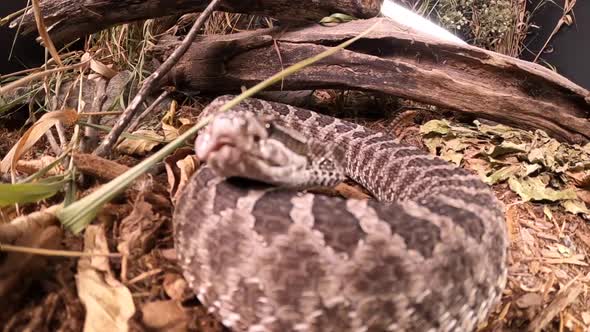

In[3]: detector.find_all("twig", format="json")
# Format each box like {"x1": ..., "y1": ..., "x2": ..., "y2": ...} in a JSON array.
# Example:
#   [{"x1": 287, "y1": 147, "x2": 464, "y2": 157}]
[
  {"x1": 81, "y1": 78, "x2": 108, "y2": 153},
  {"x1": 527, "y1": 278, "x2": 584, "y2": 332},
  {"x1": 125, "y1": 268, "x2": 163, "y2": 285},
  {"x1": 44, "y1": 130, "x2": 61, "y2": 155},
  {"x1": 127, "y1": 89, "x2": 172, "y2": 132},
  {"x1": 93, "y1": 0, "x2": 222, "y2": 157},
  {"x1": 20, "y1": 146, "x2": 73, "y2": 183},
  {"x1": 72, "y1": 153, "x2": 169, "y2": 195},
  {"x1": 0, "y1": 243, "x2": 122, "y2": 258}
]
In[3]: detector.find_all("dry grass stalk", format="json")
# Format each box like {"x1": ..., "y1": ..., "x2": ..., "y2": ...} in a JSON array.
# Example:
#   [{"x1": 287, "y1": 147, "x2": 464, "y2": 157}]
[
  {"x1": 532, "y1": 0, "x2": 577, "y2": 63},
  {"x1": 30, "y1": 0, "x2": 63, "y2": 66}
]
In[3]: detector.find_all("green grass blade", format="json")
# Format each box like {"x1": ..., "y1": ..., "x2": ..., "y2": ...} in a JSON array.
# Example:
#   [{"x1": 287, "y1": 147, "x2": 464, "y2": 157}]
[{"x1": 0, "y1": 176, "x2": 69, "y2": 207}]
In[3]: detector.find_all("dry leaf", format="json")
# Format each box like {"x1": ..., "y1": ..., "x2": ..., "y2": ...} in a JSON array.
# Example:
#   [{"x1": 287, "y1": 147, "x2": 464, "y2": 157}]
[
  {"x1": 465, "y1": 158, "x2": 492, "y2": 179},
  {"x1": 1, "y1": 108, "x2": 78, "y2": 174},
  {"x1": 164, "y1": 148, "x2": 199, "y2": 202},
  {"x1": 440, "y1": 148, "x2": 463, "y2": 165},
  {"x1": 141, "y1": 300, "x2": 189, "y2": 332},
  {"x1": 117, "y1": 197, "x2": 161, "y2": 258},
  {"x1": 423, "y1": 136, "x2": 444, "y2": 154},
  {"x1": 177, "y1": 118, "x2": 194, "y2": 136},
  {"x1": 116, "y1": 130, "x2": 163, "y2": 155},
  {"x1": 163, "y1": 273, "x2": 189, "y2": 301},
  {"x1": 117, "y1": 196, "x2": 162, "y2": 282},
  {"x1": 485, "y1": 165, "x2": 520, "y2": 185},
  {"x1": 161, "y1": 101, "x2": 178, "y2": 126},
  {"x1": 420, "y1": 119, "x2": 451, "y2": 135},
  {"x1": 77, "y1": 225, "x2": 135, "y2": 332},
  {"x1": 561, "y1": 200, "x2": 590, "y2": 216},
  {"x1": 90, "y1": 59, "x2": 118, "y2": 79},
  {"x1": 576, "y1": 189, "x2": 590, "y2": 205},
  {"x1": 161, "y1": 112, "x2": 193, "y2": 142},
  {"x1": 516, "y1": 293, "x2": 543, "y2": 309},
  {"x1": 162, "y1": 122, "x2": 180, "y2": 142},
  {"x1": 508, "y1": 177, "x2": 577, "y2": 202},
  {"x1": 486, "y1": 141, "x2": 527, "y2": 158},
  {"x1": 567, "y1": 170, "x2": 590, "y2": 187}
]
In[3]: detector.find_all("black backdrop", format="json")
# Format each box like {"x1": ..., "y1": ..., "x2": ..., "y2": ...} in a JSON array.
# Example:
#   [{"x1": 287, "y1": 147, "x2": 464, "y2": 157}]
[
  {"x1": 0, "y1": 0, "x2": 45, "y2": 75},
  {"x1": 522, "y1": 0, "x2": 590, "y2": 90}
]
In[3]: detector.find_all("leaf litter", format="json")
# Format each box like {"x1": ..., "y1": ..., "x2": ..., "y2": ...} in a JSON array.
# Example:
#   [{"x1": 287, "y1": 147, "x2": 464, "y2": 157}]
[
  {"x1": 418, "y1": 117, "x2": 590, "y2": 331},
  {"x1": 420, "y1": 119, "x2": 590, "y2": 216}
]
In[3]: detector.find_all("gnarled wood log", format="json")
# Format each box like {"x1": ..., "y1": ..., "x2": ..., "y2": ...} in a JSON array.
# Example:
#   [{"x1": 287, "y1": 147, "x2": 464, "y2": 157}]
[
  {"x1": 152, "y1": 18, "x2": 590, "y2": 144},
  {"x1": 10, "y1": 0, "x2": 382, "y2": 44}
]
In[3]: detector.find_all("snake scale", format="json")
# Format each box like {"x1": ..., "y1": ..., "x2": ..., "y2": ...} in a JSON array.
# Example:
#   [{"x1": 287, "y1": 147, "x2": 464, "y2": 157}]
[{"x1": 173, "y1": 96, "x2": 508, "y2": 332}]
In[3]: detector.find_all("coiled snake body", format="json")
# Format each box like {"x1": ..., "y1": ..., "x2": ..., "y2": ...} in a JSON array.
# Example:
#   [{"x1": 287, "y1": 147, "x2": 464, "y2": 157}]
[{"x1": 174, "y1": 96, "x2": 507, "y2": 332}]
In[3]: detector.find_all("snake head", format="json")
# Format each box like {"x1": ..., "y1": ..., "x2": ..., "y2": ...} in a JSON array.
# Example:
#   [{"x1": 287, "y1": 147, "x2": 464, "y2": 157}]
[{"x1": 194, "y1": 110, "x2": 345, "y2": 188}]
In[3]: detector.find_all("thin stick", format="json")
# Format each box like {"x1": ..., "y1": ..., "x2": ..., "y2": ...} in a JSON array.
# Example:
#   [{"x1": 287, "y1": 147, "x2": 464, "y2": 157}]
[
  {"x1": 79, "y1": 111, "x2": 124, "y2": 116},
  {"x1": 0, "y1": 243, "x2": 122, "y2": 258},
  {"x1": 127, "y1": 89, "x2": 171, "y2": 132},
  {"x1": 94, "y1": 0, "x2": 222, "y2": 157}
]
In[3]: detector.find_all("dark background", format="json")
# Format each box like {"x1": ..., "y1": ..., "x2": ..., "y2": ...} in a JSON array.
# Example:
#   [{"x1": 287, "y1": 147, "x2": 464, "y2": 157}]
[
  {"x1": 522, "y1": 0, "x2": 590, "y2": 89},
  {"x1": 1, "y1": 0, "x2": 45, "y2": 75}
]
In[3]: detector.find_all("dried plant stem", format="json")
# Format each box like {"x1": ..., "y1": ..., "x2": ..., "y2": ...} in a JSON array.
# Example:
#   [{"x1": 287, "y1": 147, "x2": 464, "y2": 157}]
[
  {"x1": 533, "y1": 0, "x2": 577, "y2": 63},
  {"x1": 94, "y1": 0, "x2": 222, "y2": 157},
  {"x1": 0, "y1": 243, "x2": 122, "y2": 258},
  {"x1": 0, "y1": 61, "x2": 88, "y2": 96},
  {"x1": 44, "y1": 130, "x2": 61, "y2": 155},
  {"x1": 127, "y1": 89, "x2": 172, "y2": 132},
  {"x1": 81, "y1": 78, "x2": 108, "y2": 153},
  {"x1": 31, "y1": 0, "x2": 63, "y2": 66}
]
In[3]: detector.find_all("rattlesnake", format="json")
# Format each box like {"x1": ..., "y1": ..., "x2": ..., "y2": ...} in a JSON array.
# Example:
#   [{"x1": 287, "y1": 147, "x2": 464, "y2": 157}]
[{"x1": 173, "y1": 96, "x2": 508, "y2": 332}]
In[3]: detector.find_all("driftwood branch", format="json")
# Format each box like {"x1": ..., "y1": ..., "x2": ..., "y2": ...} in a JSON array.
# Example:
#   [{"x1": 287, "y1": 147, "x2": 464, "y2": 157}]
[
  {"x1": 11, "y1": 0, "x2": 382, "y2": 44},
  {"x1": 153, "y1": 18, "x2": 590, "y2": 144}
]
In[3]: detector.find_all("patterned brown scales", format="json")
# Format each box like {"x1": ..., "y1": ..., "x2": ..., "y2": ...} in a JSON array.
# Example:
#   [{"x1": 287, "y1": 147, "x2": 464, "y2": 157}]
[{"x1": 174, "y1": 96, "x2": 507, "y2": 332}]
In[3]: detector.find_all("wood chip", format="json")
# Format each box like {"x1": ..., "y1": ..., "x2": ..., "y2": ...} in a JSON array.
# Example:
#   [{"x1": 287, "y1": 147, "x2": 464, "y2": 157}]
[
  {"x1": 527, "y1": 281, "x2": 584, "y2": 332},
  {"x1": 516, "y1": 293, "x2": 543, "y2": 309}
]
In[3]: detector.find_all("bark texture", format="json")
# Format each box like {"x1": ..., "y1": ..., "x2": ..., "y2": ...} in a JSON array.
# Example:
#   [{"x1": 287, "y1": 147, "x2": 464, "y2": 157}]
[
  {"x1": 152, "y1": 18, "x2": 590, "y2": 144},
  {"x1": 11, "y1": 0, "x2": 382, "y2": 44}
]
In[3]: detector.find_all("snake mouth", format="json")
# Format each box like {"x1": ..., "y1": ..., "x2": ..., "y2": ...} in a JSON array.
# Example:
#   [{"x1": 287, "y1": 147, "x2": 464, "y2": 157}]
[{"x1": 196, "y1": 133, "x2": 239, "y2": 160}]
